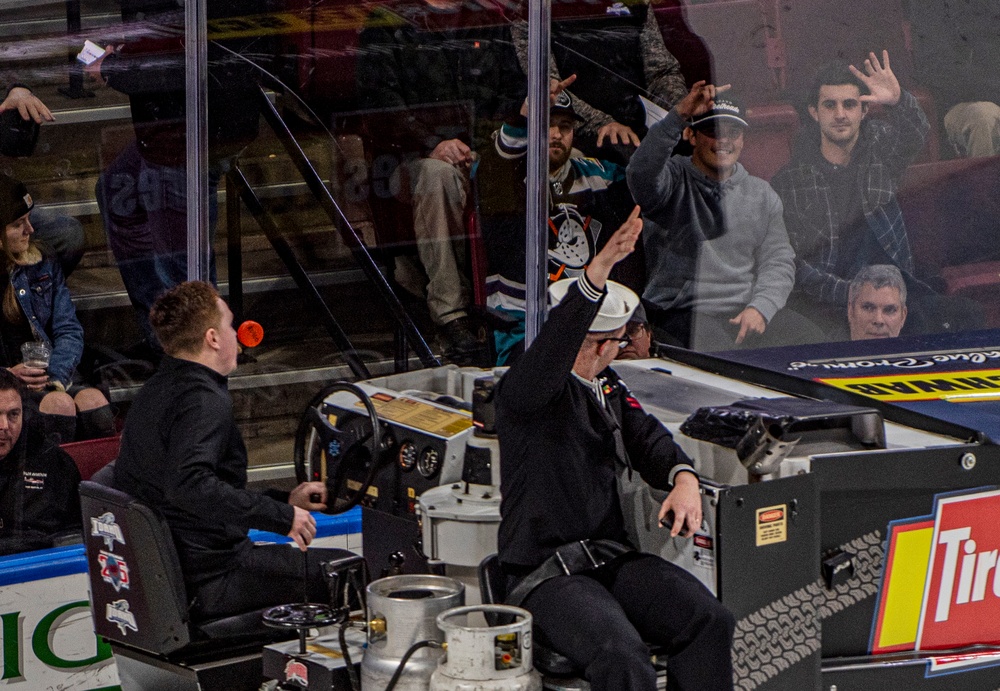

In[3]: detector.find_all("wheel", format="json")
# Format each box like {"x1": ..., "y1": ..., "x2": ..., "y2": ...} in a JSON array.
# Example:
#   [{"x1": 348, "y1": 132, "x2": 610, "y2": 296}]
[{"x1": 293, "y1": 382, "x2": 384, "y2": 514}]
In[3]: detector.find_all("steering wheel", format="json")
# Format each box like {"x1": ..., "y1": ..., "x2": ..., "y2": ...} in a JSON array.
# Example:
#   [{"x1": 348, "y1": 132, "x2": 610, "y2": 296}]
[{"x1": 293, "y1": 382, "x2": 384, "y2": 514}]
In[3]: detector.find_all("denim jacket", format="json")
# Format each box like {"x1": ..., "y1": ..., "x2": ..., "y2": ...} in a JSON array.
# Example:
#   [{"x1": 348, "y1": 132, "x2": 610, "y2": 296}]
[{"x1": 10, "y1": 257, "x2": 83, "y2": 386}]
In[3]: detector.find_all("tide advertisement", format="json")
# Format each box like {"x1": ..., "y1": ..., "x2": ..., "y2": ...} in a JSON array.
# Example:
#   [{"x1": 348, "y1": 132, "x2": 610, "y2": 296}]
[{"x1": 871, "y1": 487, "x2": 1000, "y2": 676}]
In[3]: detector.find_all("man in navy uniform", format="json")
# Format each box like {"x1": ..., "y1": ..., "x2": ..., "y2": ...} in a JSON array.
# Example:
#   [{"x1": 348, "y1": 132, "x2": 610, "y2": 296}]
[{"x1": 495, "y1": 209, "x2": 734, "y2": 690}]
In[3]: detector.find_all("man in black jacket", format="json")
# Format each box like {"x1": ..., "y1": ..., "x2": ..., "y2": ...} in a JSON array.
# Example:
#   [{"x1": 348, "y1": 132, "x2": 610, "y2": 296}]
[
  {"x1": 0, "y1": 368, "x2": 81, "y2": 556},
  {"x1": 114, "y1": 281, "x2": 350, "y2": 619},
  {"x1": 495, "y1": 208, "x2": 734, "y2": 691}
]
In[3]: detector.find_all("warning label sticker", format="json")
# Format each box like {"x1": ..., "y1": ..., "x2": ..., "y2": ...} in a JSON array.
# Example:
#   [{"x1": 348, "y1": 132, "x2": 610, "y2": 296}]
[
  {"x1": 360, "y1": 395, "x2": 472, "y2": 437},
  {"x1": 755, "y1": 504, "x2": 787, "y2": 547}
]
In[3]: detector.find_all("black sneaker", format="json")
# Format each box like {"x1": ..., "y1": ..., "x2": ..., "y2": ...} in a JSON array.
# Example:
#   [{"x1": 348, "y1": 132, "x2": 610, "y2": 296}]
[{"x1": 440, "y1": 317, "x2": 490, "y2": 366}]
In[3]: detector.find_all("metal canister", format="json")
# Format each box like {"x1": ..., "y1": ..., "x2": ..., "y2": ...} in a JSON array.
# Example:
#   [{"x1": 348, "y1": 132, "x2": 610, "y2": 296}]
[
  {"x1": 430, "y1": 605, "x2": 541, "y2": 690},
  {"x1": 361, "y1": 574, "x2": 465, "y2": 691}
]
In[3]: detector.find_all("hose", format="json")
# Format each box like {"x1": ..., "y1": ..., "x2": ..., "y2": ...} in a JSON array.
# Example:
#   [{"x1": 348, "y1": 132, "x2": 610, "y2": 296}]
[
  {"x1": 383, "y1": 640, "x2": 442, "y2": 691},
  {"x1": 338, "y1": 616, "x2": 360, "y2": 691}
]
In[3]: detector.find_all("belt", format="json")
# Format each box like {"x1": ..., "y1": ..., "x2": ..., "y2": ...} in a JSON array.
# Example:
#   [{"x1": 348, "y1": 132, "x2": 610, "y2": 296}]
[{"x1": 505, "y1": 539, "x2": 633, "y2": 609}]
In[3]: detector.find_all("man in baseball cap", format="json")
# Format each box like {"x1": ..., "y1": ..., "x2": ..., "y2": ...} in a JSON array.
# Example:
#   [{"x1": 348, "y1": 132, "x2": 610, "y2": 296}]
[
  {"x1": 484, "y1": 75, "x2": 642, "y2": 365},
  {"x1": 494, "y1": 207, "x2": 734, "y2": 691},
  {"x1": 628, "y1": 81, "x2": 822, "y2": 351}
]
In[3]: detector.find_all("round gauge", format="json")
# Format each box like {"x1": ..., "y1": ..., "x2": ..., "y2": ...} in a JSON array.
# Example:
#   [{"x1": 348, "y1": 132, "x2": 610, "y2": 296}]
[
  {"x1": 417, "y1": 447, "x2": 441, "y2": 478},
  {"x1": 398, "y1": 442, "x2": 418, "y2": 471}
]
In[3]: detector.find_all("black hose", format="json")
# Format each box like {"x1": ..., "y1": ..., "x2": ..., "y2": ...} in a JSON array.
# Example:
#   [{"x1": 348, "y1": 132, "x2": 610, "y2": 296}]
[
  {"x1": 338, "y1": 617, "x2": 360, "y2": 691},
  {"x1": 383, "y1": 640, "x2": 442, "y2": 691}
]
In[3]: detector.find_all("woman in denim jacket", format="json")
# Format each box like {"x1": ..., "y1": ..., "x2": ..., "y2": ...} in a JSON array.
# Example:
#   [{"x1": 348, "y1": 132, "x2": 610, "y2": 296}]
[{"x1": 0, "y1": 175, "x2": 114, "y2": 442}]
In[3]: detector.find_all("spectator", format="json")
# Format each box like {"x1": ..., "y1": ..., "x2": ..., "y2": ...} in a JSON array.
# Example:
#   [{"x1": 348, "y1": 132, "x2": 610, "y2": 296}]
[
  {"x1": 356, "y1": 0, "x2": 525, "y2": 366},
  {"x1": 616, "y1": 302, "x2": 655, "y2": 360},
  {"x1": 628, "y1": 83, "x2": 820, "y2": 351},
  {"x1": 480, "y1": 81, "x2": 637, "y2": 365},
  {"x1": 848, "y1": 264, "x2": 907, "y2": 340},
  {"x1": 90, "y1": 0, "x2": 275, "y2": 350},
  {"x1": 511, "y1": 0, "x2": 687, "y2": 163},
  {"x1": 770, "y1": 53, "x2": 930, "y2": 335},
  {"x1": 0, "y1": 368, "x2": 82, "y2": 556},
  {"x1": 1, "y1": 82, "x2": 86, "y2": 277},
  {"x1": 907, "y1": 0, "x2": 1000, "y2": 158},
  {"x1": 0, "y1": 174, "x2": 115, "y2": 443}
]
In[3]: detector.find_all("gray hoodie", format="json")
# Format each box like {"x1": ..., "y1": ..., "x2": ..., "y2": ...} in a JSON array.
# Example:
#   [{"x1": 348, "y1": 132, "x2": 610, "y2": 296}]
[{"x1": 627, "y1": 110, "x2": 794, "y2": 321}]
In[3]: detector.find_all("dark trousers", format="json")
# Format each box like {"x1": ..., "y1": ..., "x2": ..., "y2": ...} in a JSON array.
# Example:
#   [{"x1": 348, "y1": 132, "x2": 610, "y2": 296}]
[
  {"x1": 520, "y1": 553, "x2": 735, "y2": 691},
  {"x1": 192, "y1": 545, "x2": 355, "y2": 620}
]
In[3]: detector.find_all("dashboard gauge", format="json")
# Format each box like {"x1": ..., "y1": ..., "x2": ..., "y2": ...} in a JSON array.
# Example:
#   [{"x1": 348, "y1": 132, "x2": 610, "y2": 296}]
[
  {"x1": 398, "y1": 441, "x2": 418, "y2": 471},
  {"x1": 417, "y1": 447, "x2": 441, "y2": 478}
]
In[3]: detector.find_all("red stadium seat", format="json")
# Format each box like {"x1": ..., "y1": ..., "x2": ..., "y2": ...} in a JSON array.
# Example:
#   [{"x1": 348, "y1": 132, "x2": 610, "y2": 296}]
[{"x1": 61, "y1": 435, "x2": 121, "y2": 481}]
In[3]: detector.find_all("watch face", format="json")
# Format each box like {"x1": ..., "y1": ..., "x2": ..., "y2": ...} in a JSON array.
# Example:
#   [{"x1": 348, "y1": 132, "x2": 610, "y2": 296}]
[{"x1": 549, "y1": 203, "x2": 596, "y2": 270}]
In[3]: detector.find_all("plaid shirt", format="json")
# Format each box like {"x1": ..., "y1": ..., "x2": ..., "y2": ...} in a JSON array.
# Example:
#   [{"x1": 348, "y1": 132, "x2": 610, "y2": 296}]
[{"x1": 771, "y1": 90, "x2": 929, "y2": 306}]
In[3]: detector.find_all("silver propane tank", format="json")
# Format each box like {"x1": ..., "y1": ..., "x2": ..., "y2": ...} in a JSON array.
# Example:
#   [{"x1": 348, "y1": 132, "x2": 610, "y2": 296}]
[
  {"x1": 361, "y1": 575, "x2": 465, "y2": 691},
  {"x1": 430, "y1": 605, "x2": 542, "y2": 691}
]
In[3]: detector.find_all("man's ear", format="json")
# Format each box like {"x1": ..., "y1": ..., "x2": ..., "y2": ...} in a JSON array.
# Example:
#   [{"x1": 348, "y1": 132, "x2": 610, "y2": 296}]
[
  {"x1": 860, "y1": 102, "x2": 869, "y2": 119},
  {"x1": 808, "y1": 105, "x2": 819, "y2": 123},
  {"x1": 899, "y1": 305, "x2": 907, "y2": 327},
  {"x1": 204, "y1": 327, "x2": 221, "y2": 352},
  {"x1": 683, "y1": 126, "x2": 695, "y2": 144}
]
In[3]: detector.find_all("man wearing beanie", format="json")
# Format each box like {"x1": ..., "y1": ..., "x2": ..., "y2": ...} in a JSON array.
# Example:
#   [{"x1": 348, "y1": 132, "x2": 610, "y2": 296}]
[{"x1": 495, "y1": 209, "x2": 734, "y2": 691}]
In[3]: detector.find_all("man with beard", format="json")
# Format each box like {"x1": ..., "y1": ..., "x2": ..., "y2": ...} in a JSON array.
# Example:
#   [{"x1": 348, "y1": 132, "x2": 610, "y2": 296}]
[
  {"x1": 481, "y1": 76, "x2": 638, "y2": 365},
  {"x1": 627, "y1": 82, "x2": 815, "y2": 351}
]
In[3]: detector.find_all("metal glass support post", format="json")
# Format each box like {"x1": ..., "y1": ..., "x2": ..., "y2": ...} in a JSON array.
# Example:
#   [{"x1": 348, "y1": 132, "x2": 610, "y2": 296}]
[
  {"x1": 185, "y1": 0, "x2": 211, "y2": 282},
  {"x1": 524, "y1": 0, "x2": 551, "y2": 349}
]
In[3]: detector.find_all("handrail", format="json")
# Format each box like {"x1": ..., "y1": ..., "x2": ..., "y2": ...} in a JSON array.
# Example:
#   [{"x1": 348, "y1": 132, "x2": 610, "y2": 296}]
[{"x1": 255, "y1": 86, "x2": 440, "y2": 370}]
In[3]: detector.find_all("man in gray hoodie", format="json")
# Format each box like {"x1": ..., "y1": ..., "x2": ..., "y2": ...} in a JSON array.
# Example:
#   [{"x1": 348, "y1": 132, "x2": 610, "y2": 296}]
[{"x1": 627, "y1": 82, "x2": 820, "y2": 350}]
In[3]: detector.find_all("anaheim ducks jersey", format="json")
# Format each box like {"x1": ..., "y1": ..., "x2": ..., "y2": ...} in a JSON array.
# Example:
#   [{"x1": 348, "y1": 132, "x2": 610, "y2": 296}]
[{"x1": 481, "y1": 119, "x2": 635, "y2": 313}]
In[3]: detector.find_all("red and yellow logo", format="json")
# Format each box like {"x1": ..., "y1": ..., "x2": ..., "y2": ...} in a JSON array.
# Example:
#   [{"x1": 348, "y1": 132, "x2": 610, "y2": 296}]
[{"x1": 872, "y1": 489, "x2": 1000, "y2": 674}]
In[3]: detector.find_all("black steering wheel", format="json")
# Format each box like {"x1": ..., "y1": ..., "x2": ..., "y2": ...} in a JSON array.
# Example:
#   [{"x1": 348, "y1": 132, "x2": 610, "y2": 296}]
[{"x1": 293, "y1": 382, "x2": 384, "y2": 514}]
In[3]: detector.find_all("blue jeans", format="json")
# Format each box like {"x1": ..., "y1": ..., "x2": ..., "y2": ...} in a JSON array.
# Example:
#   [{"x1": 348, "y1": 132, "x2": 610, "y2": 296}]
[{"x1": 96, "y1": 141, "x2": 223, "y2": 344}]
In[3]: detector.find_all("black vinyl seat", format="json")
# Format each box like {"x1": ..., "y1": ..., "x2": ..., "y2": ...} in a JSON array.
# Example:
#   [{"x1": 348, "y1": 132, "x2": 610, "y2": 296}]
[{"x1": 79, "y1": 476, "x2": 288, "y2": 690}]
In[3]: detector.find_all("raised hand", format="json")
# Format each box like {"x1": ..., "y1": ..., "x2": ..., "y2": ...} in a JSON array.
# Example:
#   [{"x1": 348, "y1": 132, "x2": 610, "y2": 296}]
[
  {"x1": 519, "y1": 73, "x2": 577, "y2": 117},
  {"x1": 675, "y1": 80, "x2": 731, "y2": 121},
  {"x1": 585, "y1": 205, "x2": 642, "y2": 289},
  {"x1": 850, "y1": 50, "x2": 901, "y2": 107}
]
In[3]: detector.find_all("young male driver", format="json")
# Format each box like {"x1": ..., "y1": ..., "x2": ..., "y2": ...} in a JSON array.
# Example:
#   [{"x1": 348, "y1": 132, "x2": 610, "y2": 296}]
[{"x1": 114, "y1": 282, "x2": 352, "y2": 619}]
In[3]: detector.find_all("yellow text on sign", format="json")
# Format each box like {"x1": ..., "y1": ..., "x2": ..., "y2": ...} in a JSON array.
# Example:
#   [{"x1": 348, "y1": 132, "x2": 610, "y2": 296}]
[{"x1": 819, "y1": 368, "x2": 1000, "y2": 402}]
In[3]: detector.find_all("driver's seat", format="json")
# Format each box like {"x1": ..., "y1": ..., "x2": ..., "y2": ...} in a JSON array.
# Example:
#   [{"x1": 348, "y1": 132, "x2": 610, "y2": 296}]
[{"x1": 79, "y1": 476, "x2": 288, "y2": 691}]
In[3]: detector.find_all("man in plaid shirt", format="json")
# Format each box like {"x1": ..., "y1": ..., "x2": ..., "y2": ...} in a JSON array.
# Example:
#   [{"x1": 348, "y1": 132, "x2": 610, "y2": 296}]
[{"x1": 771, "y1": 51, "x2": 929, "y2": 337}]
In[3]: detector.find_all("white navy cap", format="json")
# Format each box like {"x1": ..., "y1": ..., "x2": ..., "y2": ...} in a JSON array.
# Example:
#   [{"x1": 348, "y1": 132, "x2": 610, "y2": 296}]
[{"x1": 549, "y1": 278, "x2": 639, "y2": 332}]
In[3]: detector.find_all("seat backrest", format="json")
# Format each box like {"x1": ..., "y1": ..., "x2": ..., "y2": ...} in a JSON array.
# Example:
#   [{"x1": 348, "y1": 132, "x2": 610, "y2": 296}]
[
  {"x1": 79, "y1": 479, "x2": 192, "y2": 655},
  {"x1": 61, "y1": 435, "x2": 121, "y2": 481}
]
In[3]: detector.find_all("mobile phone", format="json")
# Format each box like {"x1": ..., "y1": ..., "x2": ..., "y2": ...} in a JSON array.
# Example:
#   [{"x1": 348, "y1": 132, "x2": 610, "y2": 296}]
[{"x1": 77, "y1": 40, "x2": 106, "y2": 65}]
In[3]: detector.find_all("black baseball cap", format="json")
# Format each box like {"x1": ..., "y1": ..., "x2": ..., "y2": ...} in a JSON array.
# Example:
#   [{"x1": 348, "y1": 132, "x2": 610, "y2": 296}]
[
  {"x1": 0, "y1": 174, "x2": 33, "y2": 228},
  {"x1": 690, "y1": 95, "x2": 749, "y2": 131},
  {"x1": 551, "y1": 91, "x2": 584, "y2": 122}
]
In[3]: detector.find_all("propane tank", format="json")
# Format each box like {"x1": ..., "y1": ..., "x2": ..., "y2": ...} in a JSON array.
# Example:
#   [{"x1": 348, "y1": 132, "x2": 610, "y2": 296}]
[
  {"x1": 361, "y1": 574, "x2": 465, "y2": 691},
  {"x1": 430, "y1": 605, "x2": 542, "y2": 691}
]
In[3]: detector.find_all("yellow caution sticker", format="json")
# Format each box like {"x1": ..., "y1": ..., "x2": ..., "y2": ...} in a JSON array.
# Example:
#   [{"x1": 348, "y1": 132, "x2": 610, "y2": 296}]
[
  {"x1": 819, "y1": 368, "x2": 1000, "y2": 402},
  {"x1": 755, "y1": 504, "x2": 787, "y2": 547}
]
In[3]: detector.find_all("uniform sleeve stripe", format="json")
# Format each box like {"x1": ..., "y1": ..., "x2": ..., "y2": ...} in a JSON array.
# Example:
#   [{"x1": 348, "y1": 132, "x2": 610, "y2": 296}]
[{"x1": 578, "y1": 273, "x2": 604, "y2": 302}]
